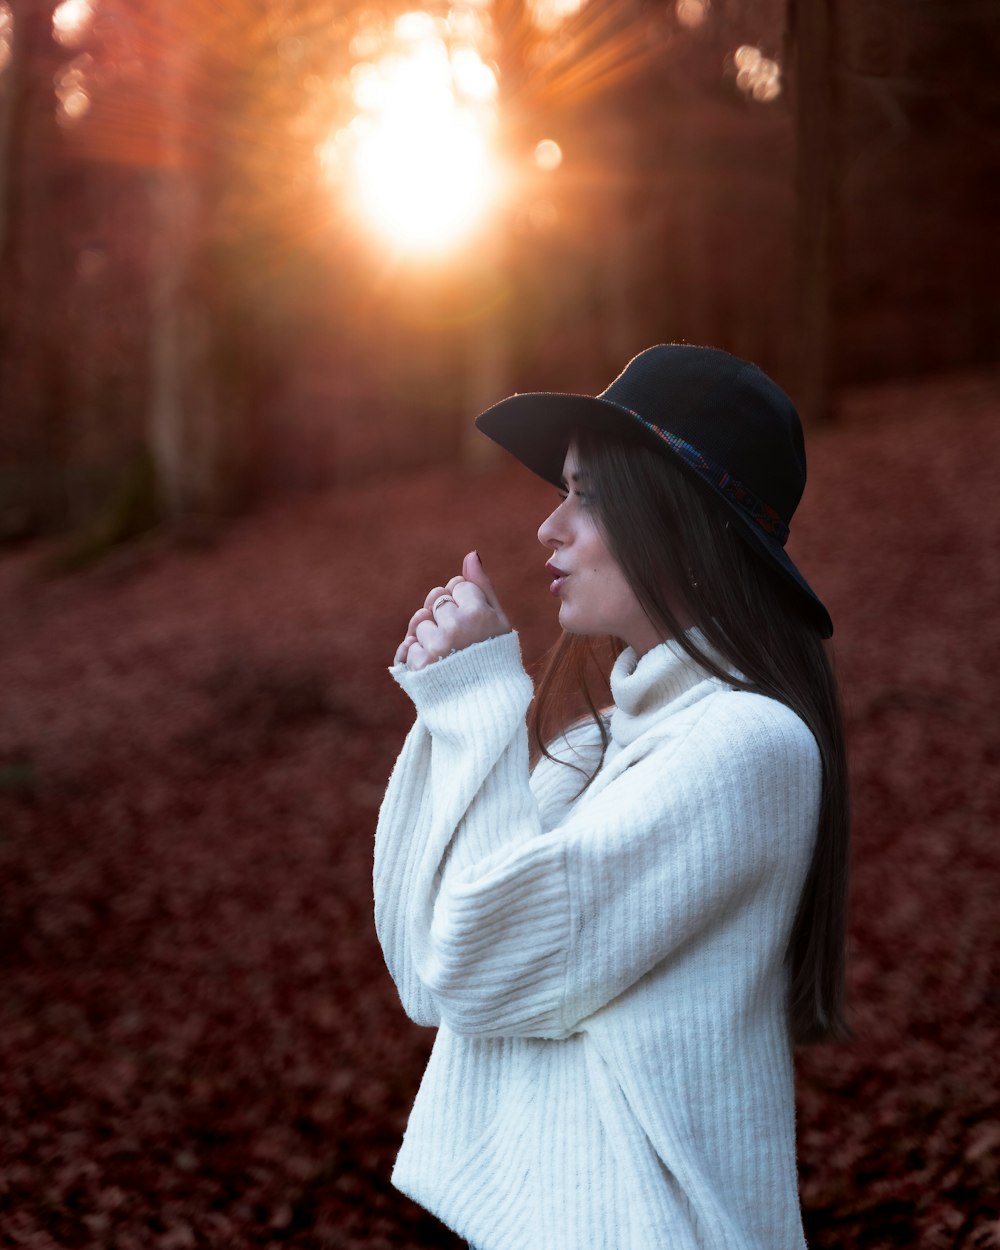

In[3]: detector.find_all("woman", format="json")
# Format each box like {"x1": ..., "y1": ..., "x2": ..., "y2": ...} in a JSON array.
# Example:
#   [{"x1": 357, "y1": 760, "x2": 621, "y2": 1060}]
[{"x1": 374, "y1": 344, "x2": 849, "y2": 1250}]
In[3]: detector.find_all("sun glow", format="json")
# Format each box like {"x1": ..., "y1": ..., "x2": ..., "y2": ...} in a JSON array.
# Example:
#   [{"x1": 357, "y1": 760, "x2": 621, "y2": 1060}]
[{"x1": 328, "y1": 10, "x2": 502, "y2": 255}]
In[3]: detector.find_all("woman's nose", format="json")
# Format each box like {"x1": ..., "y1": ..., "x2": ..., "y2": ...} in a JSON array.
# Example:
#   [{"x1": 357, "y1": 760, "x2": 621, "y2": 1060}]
[{"x1": 537, "y1": 506, "x2": 562, "y2": 550}]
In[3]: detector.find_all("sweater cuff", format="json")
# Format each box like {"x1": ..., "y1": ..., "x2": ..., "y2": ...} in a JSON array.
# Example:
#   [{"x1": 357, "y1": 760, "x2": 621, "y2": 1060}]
[{"x1": 390, "y1": 631, "x2": 532, "y2": 728}]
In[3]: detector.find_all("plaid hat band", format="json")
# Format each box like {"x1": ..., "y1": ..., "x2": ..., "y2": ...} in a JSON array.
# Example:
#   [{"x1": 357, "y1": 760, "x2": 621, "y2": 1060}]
[{"x1": 634, "y1": 419, "x2": 790, "y2": 547}]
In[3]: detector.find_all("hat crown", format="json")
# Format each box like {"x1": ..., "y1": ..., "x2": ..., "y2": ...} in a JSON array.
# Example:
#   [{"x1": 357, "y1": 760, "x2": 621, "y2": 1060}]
[{"x1": 600, "y1": 345, "x2": 806, "y2": 523}]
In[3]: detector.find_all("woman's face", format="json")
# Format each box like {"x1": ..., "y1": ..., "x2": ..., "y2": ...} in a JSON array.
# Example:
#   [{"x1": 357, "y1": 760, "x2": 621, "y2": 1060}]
[{"x1": 537, "y1": 445, "x2": 665, "y2": 656}]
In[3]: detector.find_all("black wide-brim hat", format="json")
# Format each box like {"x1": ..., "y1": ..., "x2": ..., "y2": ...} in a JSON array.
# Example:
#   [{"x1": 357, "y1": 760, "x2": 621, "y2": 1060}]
[{"x1": 475, "y1": 343, "x2": 833, "y2": 638}]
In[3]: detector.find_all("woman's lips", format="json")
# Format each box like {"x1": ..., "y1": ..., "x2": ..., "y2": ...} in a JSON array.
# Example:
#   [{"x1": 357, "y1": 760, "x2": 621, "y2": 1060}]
[{"x1": 545, "y1": 562, "x2": 568, "y2": 597}]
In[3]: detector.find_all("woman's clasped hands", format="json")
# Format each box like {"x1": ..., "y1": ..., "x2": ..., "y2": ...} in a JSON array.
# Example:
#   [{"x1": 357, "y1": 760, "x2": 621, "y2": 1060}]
[{"x1": 394, "y1": 550, "x2": 511, "y2": 672}]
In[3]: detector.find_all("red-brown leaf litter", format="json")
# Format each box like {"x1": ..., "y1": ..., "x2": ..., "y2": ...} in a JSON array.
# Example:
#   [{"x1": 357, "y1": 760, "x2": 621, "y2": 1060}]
[{"x1": 1, "y1": 372, "x2": 999, "y2": 1250}]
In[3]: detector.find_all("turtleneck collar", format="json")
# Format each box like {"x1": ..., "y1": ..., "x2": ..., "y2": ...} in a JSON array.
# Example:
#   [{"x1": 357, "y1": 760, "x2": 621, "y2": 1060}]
[{"x1": 608, "y1": 632, "x2": 734, "y2": 747}]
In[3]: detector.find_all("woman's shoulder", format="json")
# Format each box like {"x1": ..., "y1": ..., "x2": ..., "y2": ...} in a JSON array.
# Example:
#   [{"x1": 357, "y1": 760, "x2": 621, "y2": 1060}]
[
  {"x1": 687, "y1": 685, "x2": 821, "y2": 773},
  {"x1": 633, "y1": 681, "x2": 819, "y2": 769}
]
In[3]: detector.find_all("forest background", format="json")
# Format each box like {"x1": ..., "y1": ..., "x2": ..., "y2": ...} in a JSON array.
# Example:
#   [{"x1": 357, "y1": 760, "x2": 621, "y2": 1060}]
[{"x1": 0, "y1": 0, "x2": 998, "y2": 1246}]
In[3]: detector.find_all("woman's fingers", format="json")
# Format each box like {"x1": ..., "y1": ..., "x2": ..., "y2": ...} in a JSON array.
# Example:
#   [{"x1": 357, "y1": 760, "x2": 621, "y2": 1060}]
[
  {"x1": 404, "y1": 641, "x2": 432, "y2": 671},
  {"x1": 461, "y1": 550, "x2": 510, "y2": 628},
  {"x1": 430, "y1": 592, "x2": 460, "y2": 617},
  {"x1": 405, "y1": 605, "x2": 433, "y2": 637},
  {"x1": 413, "y1": 615, "x2": 443, "y2": 650},
  {"x1": 394, "y1": 634, "x2": 416, "y2": 666},
  {"x1": 395, "y1": 554, "x2": 510, "y2": 669},
  {"x1": 423, "y1": 582, "x2": 463, "y2": 613}
]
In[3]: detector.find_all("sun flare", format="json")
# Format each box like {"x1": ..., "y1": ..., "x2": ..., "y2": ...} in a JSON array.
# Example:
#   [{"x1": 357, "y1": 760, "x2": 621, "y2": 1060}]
[
  {"x1": 327, "y1": 11, "x2": 503, "y2": 256},
  {"x1": 354, "y1": 105, "x2": 496, "y2": 252}
]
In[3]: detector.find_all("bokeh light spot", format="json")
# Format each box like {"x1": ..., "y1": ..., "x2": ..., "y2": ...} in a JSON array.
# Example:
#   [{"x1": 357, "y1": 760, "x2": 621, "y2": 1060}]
[
  {"x1": 350, "y1": 30, "x2": 383, "y2": 60},
  {"x1": 732, "y1": 45, "x2": 781, "y2": 103},
  {"x1": 277, "y1": 36, "x2": 305, "y2": 63},
  {"x1": 452, "y1": 46, "x2": 498, "y2": 102},
  {"x1": 734, "y1": 44, "x2": 761, "y2": 71},
  {"x1": 395, "y1": 10, "x2": 438, "y2": 41},
  {"x1": 752, "y1": 75, "x2": 780, "y2": 103},
  {"x1": 54, "y1": 54, "x2": 92, "y2": 123},
  {"x1": 447, "y1": 6, "x2": 494, "y2": 53},
  {"x1": 52, "y1": 0, "x2": 93, "y2": 47},
  {"x1": 59, "y1": 87, "x2": 90, "y2": 122},
  {"x1": 675, "y1": 0, "x2": 709, "y2": 30},
  {"x1": 534, "y1": 139, "x2": 563, "y2": 171}
]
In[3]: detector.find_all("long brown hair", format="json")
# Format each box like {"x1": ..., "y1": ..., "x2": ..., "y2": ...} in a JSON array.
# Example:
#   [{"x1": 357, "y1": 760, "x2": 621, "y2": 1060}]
[{"x1": 528, "y1": 426, "x2": 850, "y2": 1045}]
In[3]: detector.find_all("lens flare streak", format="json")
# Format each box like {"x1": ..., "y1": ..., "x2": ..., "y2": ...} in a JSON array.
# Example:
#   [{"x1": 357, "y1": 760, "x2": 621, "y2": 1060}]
[{"x1": 518, "y1": 1, "x2": 660, "y2": 111}]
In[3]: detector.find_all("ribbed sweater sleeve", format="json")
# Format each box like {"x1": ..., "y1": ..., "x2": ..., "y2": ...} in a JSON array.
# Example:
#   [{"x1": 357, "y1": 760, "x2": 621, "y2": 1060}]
[
  {"x1": 373, "y1": 632, "x2": 535, "y2": 1028},
  {"x1": 372, "y1": 717, "x2": 441, "y2": 1026},
  {"x1": 374, "y1": 632, "x2": 819, "y2": 1042}
]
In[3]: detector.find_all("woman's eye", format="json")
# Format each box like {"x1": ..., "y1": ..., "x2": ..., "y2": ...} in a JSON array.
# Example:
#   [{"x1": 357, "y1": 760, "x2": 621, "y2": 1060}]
[{"x1": 557, "y1": 486, "x2": 590, "y2": 504}]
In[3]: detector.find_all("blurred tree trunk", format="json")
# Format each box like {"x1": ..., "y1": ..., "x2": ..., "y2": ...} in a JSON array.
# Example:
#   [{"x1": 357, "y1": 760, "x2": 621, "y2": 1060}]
[
  {"x1": 0, "y1": 0, "x2": 69, "y2": 538},
  {"x1": 0, "y1": 5, "x2": 17, "y2": 268},
  {"x1": 786, "y1": 0, "x2": 839, "y2": 424},
  {"x1": 0, "y1": 0, "x2": 58, "y2": 337},
  {"x1": 0, "y1": 0, "x2": 42, "y2": 361},
  {"x1": 0, "y1": 0, "x2": 24, "y2": 534},
  {"x1": 147, "y1": 11, "x2": 218, "y2": 519}
]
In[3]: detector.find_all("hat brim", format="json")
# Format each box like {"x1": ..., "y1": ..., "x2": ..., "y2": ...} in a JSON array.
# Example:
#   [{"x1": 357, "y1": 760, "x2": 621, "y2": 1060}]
[
  {"x1": 475, "y1": 391, "x2": 834, "y2": 639},
  {"x1": 476, "y1": 392, "x2": 647, "y2": 489}
]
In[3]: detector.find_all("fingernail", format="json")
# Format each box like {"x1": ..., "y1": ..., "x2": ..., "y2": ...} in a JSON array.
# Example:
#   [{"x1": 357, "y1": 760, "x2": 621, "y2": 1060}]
[{"x1": 474, "y1": 549, "x2": 483, "y2": 567}]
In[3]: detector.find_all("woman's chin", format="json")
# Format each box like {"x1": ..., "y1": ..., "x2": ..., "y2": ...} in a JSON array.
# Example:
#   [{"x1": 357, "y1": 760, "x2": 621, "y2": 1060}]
[{"x1": 557, "y1": 607, "x2": 591, "y2": 637}]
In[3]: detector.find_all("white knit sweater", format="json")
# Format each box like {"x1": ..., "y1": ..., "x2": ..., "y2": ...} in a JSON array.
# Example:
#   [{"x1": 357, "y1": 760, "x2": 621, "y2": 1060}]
[{"x1": 374, "y1": 631, "x2": 820, "y2": 1250}]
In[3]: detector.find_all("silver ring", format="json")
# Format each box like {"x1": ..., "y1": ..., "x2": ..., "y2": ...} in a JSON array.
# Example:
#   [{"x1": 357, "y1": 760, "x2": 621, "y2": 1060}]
[{"x1": 432, "y1": 594, "x2": 456, "y2": 612}]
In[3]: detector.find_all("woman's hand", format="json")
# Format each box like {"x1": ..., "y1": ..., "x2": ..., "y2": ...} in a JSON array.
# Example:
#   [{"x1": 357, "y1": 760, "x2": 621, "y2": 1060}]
[{"x1": 394, "y1": 551, "x2": 511, "y2": 672}]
